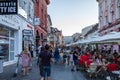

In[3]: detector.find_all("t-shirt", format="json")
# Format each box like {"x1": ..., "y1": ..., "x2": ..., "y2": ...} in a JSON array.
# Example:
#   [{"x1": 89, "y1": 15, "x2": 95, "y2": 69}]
[
  {"x1": 107, "y1": 63, "x2": 117, "y2": 71},
  {"x1": 85, "y1": 59, "x2": 93, "y2": 67},
  {"x1": 39, "y1": 50, "x2": 52, "y2": 66},
  {"x1": 78, "y1": 55, "x2": 88, "y2": 65},
  {"x1": 73, "y1": 51, "x2": 78, "y2": 60}
]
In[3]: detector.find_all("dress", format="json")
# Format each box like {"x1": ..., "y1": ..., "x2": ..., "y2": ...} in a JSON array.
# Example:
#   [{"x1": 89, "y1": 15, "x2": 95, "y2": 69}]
[{"x1": 21, "y1": 53, "x2": 30, "y2": 67}]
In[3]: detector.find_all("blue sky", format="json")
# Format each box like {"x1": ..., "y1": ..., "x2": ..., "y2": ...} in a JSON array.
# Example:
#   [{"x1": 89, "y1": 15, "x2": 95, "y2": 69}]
[{"x1": 48, "y1": 0, "x2": 98, "y2": 36}]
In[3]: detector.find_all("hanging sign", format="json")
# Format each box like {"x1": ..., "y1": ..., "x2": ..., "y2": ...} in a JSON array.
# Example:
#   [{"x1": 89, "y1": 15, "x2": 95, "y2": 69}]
[
  {"x1": 0, "y1": 0, "x2": 18, "y2": 15},
  {"x1": 23, "y1": 29, "x2": 33, "y2": 36}
]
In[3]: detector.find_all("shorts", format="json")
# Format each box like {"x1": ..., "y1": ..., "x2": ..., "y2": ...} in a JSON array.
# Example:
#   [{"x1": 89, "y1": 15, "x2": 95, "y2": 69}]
[
  {"x1": 74, "y1": 60, "x2": 78, "y2": 65},
  {"x1": 41, "y1": 66, "x2": 51, "y2": 77}
]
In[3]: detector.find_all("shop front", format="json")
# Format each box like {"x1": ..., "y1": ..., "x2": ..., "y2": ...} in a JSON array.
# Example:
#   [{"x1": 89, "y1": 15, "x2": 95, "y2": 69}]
[
  {"x1": 0, "y1": 15, "x2": 21, "y2": 66},
  {"x1": 0, "y1": 27, "x2": 15, "y2": 62},
  {"x1": 21, "y1": 21, "x2": 34, "y2": 57}
]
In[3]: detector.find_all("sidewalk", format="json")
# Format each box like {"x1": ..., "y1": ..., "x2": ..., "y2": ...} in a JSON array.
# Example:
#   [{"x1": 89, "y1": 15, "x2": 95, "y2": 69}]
[{"x1": 0, "y1": 57, "x2": 40, "y2": 80}]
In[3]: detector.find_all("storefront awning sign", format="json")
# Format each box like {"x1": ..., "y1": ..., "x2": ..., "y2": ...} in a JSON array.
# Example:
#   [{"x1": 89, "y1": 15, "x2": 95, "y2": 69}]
[{"x1": 0, "y1": 0, "x2": 18, "y2": 15}]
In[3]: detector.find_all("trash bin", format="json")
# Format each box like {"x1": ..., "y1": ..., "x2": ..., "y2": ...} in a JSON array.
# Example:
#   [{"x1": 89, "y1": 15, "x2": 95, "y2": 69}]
[{"x1": 0, "y1": 60, "x2": 3, "y2": 73}]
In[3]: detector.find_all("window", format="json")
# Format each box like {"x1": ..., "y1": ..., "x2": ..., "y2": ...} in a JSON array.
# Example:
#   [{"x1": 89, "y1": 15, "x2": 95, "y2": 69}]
[
  {"x1": 110, "y1": 0, "x2": 114, "y2": 21},
  {"x1": 0, "y1": 27, "x2": 15, "y2": 62},
  {"x1": 20, "y1": 1, "x2": 27, "y2": 10},
  {"x1": 0, "y1": 44, "x2": 9, "y2": 61},
  {"x1": 105, "y1": 10, "x2": 108, "y2": 24},
  {"x1": 118, "y1": 0, "x2": 120, "y2": 18},
  {"x1": 118, "y1": 27, "x2": 120, "y2": 31},
  {"x1": 28, "y1": 2, "x2": 33, "y2": 19},
  {"x1": 19, "y1": 0, "x2": 23, "y2": 8},
  {"x1": 41, "y1": 33, "x2": 43, "y2": 40},
  {"x1": 0, "y1": 27, "x2": 9, "y2": 37},
  {"x1": 105, "y1": 32, "x2": 107, "y2": 34},
  {"x1": 110, "y1": 30, "x2": 113, "y2": 32},
  {"x1": 41, "y1": 8, "x2": 43, "y2": 21},
  {"x1": 10, "y1": 30, "x2": 14, "y2": 38},
  {"x1": 19, "y1": 0, "x2": 27, "y2": 13},
  {"x1": 36, "y1": 30, "x2": 39, "y2": 35},
  {"x1": 105, "y1": 0, "x2": 107, "y2": 9},
  {"x1": 111, "y1": 11, "x2": 114, "y2": 21}
]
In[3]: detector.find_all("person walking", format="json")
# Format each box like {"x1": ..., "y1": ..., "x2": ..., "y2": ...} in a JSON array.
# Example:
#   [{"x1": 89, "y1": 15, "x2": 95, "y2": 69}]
[
  {"x1": 38, "y1": 46, "x2": 45, "y2": 77},
  {"x1": 20, "y1": 47, "x2": 31, "y2": 76},
  {"x1": 72, "y1": 50, "x2": 79, "y2": 71},
  {"x1": 54, "y1": 47, "x2": 60, "y2": 64},
  {"x1": 39, "y1": 44, "x2": 54, "y2": 80},
  {"x1": 69, "y1": 52, "x2": 73, "y2": 66}
]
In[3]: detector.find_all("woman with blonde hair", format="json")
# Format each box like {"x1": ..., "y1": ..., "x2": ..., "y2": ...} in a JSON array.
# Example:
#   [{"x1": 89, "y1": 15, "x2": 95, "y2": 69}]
[{"x1": 20, "y1": 47, "x2": 31, "y2": 76}]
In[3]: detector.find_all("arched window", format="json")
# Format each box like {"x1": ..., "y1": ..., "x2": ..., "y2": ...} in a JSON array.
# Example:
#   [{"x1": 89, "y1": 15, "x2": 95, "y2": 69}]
[{"x1": 36, "y1": 30, "x2": 39, "y2": 35}]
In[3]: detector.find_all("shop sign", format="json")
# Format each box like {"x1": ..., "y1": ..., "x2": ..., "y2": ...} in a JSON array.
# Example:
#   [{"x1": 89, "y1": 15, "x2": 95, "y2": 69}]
[
  {"x1": 34, "y1": 18, "x2": 40, "y2": 26},
  {"x1": 23, "y1": 29, "x2": 33, "y2": 36},
  {"x1": 0, "y1": 0, "x2": 18, "y2": 15}
]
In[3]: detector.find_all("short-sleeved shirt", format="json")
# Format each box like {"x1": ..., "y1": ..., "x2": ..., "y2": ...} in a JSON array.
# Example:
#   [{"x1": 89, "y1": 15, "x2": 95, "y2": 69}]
[
  {"x1": 107, "y1": 63, "x2": 117, "y2": 71},
  {"x1": 73, "y1": 51, "x2": 78, "y2": 60},
  {"x1": 39, "y1": 50, "x2": 52, "y2": 66}
]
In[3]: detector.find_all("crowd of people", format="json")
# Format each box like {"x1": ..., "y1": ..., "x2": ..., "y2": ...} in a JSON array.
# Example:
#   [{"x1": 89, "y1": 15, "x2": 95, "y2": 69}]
[
  {"x1": 68, "y1": 45, "x2": 120, "y2": 80},
  {"x1": 18, "y1": 44, "x2": 120, "y2": 80}
]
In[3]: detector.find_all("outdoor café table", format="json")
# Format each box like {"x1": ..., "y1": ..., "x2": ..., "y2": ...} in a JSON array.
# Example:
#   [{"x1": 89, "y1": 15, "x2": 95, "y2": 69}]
[{"x1": 112, "y1": 70, "x2": 120, "y2": 79}]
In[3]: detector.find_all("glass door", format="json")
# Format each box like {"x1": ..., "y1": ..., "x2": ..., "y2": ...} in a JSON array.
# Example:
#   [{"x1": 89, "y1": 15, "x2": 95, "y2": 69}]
[{"x1": 9, "y1": 39, "x2": 14, "y2": 60}]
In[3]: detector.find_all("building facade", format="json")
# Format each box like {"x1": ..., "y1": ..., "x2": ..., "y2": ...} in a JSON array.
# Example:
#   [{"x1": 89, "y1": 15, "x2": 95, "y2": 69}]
[
  {"x1": 34, "y1": 0, "x2": 50, "y2": 48},
  {"x1": 46, "y1": 15, "x2": 53, "y2": 46},
  {"x1": 97, "y1": 0, "x2": 120, "y2": 35},
  {"x1": 72, "y1": 33, "x2": 82, "y2": 42},
  {"x1": 49, "y1": 27, "x2": 63, "y2": 47},
  {"x1": 82, "y1": 25, "x2": 94, "y2": 39},
  {"x1": 97, "y1": 0, "x2": 120, "y2": 52},
  {"x1": 84, "y1": 23, "x2": 99, "y2": 38},
  {"x1": 0, "y1": 0, "x2": 35, "y2": 66}
]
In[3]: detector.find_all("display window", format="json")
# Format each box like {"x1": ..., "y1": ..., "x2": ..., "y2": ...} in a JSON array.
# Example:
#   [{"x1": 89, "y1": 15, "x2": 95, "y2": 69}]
[{"x1": 0, "y1": 27, "x2": 15, "y2": 62}]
